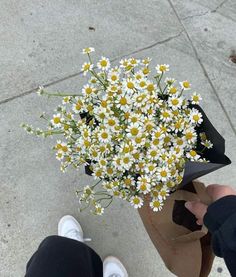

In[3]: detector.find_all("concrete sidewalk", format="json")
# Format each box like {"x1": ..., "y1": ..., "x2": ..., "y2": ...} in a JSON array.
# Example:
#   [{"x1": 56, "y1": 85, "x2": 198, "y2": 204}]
[{"x1": 0, "y1": 0, "x2": 236, "y2": 276}]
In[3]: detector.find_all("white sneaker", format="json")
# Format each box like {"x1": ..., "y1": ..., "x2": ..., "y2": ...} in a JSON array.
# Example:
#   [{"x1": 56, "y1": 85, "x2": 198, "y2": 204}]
[
  {"x1": 58, "y1": 215, "x2": 91, "y2": 242},
  {"x1": 103, "y1": 256, "x2": 128, "y2": 277}
]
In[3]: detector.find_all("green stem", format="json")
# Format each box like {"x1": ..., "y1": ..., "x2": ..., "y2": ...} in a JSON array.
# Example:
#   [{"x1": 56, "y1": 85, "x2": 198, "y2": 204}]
[{"x1": 43, "y1": 91, "x2": 82, "y2": 97}]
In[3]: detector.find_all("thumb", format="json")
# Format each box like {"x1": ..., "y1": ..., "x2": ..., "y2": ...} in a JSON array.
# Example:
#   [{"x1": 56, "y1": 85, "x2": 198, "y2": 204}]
[{"x1": 185, "y1": 201, "x2": 207, "y2": 219}]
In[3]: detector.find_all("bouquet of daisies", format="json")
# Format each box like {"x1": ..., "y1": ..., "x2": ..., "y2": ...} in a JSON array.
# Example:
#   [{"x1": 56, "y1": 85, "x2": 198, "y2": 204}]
[{"x1": 22, "y1": 47, "x2": 218, "y2": 215}]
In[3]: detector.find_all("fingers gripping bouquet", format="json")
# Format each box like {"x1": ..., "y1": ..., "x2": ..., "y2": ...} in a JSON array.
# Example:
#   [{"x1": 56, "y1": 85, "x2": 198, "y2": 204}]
[{"x1": 23, "y1": 47, "x2": 214, "y2": 215}]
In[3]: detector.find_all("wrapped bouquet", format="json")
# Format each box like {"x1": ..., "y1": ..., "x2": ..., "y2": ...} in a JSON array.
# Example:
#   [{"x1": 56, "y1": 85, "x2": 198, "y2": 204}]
[{"x1": 22, "y1": 47, "x2": 230, "y2": 216}]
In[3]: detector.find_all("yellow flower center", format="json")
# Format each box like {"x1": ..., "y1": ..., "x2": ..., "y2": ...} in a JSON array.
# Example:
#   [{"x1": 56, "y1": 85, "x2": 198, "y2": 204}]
[
  {"x1": 190, "y1": 150, "x2": 197, "y2": 157},
  {"x1": 101, "y1": 132, "x2": 108, "y2": 139},
  {"x1": 139, "y1": 81, "x2": 146, "y2": 87},
  {"x1": 53, "y1": 117, "x2": 60, "y2": 124},
  {"x1": 159, "y1": 65, "x2": 167, "y2": 72},
  {"x1": 133, "y1": 197, "x2": 140, "y2": 204},
  {"x1": 143, "y1": 67, "x2": 150, "y2": 75},
  {"x1": 127, "y1": 82, "x2": 134, "y2": 89},
  {"x1": 171, "y1": 99, "x2": 179, "y2": 106},
  {"x1": 124, "y1": 178, "x2": 132, "y2": 186},
  {"x1": 135, "y1": 137, "x2": 142, "y2": 144},
  {"x1": 62, "y1": 146, "x2": 68, "y2": 152},
  {"x1": 101, "y1": 100, "x2": 107, "y2": 108},
  {"x1": 183, "y1": 81, "x2": 190, "y2": 88},
  {"x1": 160, "y1": 170, "x2": 167, "y2": 177},
  {"x1": 84, "y1": 140, "x2": 90, "y2": 147},
  {"x1": 95, "y1": 170, "x2": 102, "y2": 177},
  {"x1": 85, "y1": 87, "x2": 93, "y2": 94},
  {"x1": 153, "y1": 139, "x2": 159, "y2": 146},
  {"x1": 170, "y1": 87, "x2": 177, "y2": 94},
  {"x1": 108, "y1": 119, "x2": 115, "y2": 126},
  {"x1": 140, "y1": 184, "x2": 147, "y2": 191},
  {"x1": 148, "y1": 165, "x2": 155, "y2": 171},
  {"x1": 185, "y1": 132, "x2": 193, "y2": 140},
  {"x1": 100, "y1": 60, "x2": 107, "y2": 67},
  {"x1": 111, "y1": 75, "x2": 117, "y2": 81},
  {"x1": 193, "y1": 115, "x2": 200, "y2": 121},
  {"x1": 130, "y1": 127, "x2": 139, "y2": 136},
  {"x1": 107, "y1": 168, "x2": 113, "y2": 174},
  {"x1": 120, "y1": 97, "x2": 127, "y2": 105},
  {"x1": 147, "y1": 84, "x2": 154, "y2": 92},
  {"x1": 83, "y1": 64, "x2": 90, "y2": 71},
  {"x1": 100, "y1": 160, "x2": 106, "y2": 166},
  {"x1": 150, "y1": 150, "x2": 157, "y2": 157},
  {"x1": 123, "y1": 157, "x2": 130, "y2": 164},
  {"x1": 133, "y1": 152, "x2": 140, "y2": 159},
  {"x1": 162, "y1": 111, "x2": 170, "y2": 118},
  {"x1": 153, "y1": 201, "x2": 161, "y2": 208}
]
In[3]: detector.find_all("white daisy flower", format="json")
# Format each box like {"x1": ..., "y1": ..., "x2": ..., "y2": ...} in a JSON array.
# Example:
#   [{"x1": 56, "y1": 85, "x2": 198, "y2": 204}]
[
  {"x1": 180, "y1": 80, "x2": 191, "y2": 90},
  {"x1": 97, "y1": 57, "x2": 110, "y2": 71},
  {"x1": 165, "y1": 78, "x2": 175, "y2": 86},
  {"x1": 201, "y1": 140, "x2": 213, "y2": 149},
  {"x1": 82, "y1": 47, "x2": 95, "y2": 54},
  {"x1": 82, "y1": 84, "x2": 96, "y2": 97},
  {"x1": 168, "y1": 96, "x2": 183, "y2": 110},
  {"x1": 123, "y1": 78, "x2": 136, "y2": 93},
  {"x1": 155, "y1": 64, "x2": 169, "y2": 74},
  {"x1": 189, "y1": 109, "x2": 203, "y2": 125},
  {"x1": 186, "y1": 150, "x2": 201, "y2": 161},
  {"x1": 142, "y1": 57, "x2": 152, "y2": 66},
  {"x1": 126, "y1": 122, "x2": 142, "y2": 138},
  {"x1": 160, "y1": 109, "x2": 172, "y2": 123},
  {"x1": 81, "y1": 62, "x2": 93, "y2": 75},
  {"x1": 158, "y1": 186, "x2": 170, "y2": 201},
  {"x1": 147, "y1": 148, "x2": 159, "y2": 161},
  {"x1": 184, "y1": 128, "x2": 197, "y2": 144},
  {"x1": 62, "y1": 96, "x2": 71, "y2": 105},
  {"x1": 130, "y1": 196, "x2": 143, "y2": 209},
  {"x1": 94, "y1": 204, "x2": 104, "y2": 215},
  {"x1": 157, "y1": 166, "x2": 171, "y2": 182},
  {"x1": 98, "y1": 129, "x2": 111, "y2": 143},
  {"x1": 150, "y1": 198, "x2": 164, "y2": 211},
  {"x1": 137, "y1": 181, "x2": 151, "y2": 194},
  {"x1": 51, "y1": 113, "x2": 62, "y2": 127},
  {"x1": 116, "y1": 95, "x2": 132, "y2": 111},
  {"x1": 191, "y1": 92, "x2": 202, "y2": 105},
  {"x1": 107, "y1": 70, "x2": 120, "y2": 83},
  {"x1": 120, "y1": 154, "x2": 133, "y2": 170}
]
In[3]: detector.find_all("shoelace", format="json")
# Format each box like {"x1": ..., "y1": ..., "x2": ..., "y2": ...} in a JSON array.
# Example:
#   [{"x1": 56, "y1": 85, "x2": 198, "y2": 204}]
[{"x1": 64, "y1": 229, "x2": 91, "y2": 242}]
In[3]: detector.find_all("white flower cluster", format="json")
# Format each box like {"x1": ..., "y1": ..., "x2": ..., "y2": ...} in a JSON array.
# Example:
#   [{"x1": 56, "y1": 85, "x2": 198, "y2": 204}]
[{"x1": 23, "y1": 47, "x2": 213, "y2": 215}]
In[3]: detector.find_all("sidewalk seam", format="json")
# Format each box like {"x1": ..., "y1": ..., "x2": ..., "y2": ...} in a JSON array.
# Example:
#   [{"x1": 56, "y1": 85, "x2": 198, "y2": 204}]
[{"x1": 167, "y1": 0, "x2": 236, "y2": 137}]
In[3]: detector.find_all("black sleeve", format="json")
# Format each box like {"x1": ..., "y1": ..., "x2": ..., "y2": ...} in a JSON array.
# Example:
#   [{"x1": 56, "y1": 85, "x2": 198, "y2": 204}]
[{"x1": 203, "y1": 195, "x2": 236, "y2": 276}]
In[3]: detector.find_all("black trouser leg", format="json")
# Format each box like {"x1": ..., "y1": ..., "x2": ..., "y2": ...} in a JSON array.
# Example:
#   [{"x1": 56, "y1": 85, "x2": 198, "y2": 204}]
[{"x1": 25, "y1": 235, "x2": 103, "y2": 277}]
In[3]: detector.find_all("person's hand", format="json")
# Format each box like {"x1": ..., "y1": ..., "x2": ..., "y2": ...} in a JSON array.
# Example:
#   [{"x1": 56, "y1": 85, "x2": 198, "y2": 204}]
[{"x1": 185, "y1": 184, "x2": 236, "y2": 225}]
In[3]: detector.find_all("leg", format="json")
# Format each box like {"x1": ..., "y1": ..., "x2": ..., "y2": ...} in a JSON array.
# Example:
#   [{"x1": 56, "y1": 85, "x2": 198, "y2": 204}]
[
  {"x1": 25, "y1": 235, "x2": 103, "y2": 277},
  {"x1": 25, "y1": 215, "x2": 128, "y2": 277}
]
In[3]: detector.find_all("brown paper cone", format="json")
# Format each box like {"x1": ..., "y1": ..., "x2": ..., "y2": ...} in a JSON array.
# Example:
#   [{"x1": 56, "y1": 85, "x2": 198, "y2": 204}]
[{"x1": 138, "y1": 180, "x2": 214, "y2": 277}]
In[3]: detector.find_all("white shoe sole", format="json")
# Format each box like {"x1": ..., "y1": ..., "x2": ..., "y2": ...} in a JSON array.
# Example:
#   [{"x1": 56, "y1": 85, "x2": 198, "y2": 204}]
[
  {"x1": 58, "y1": 215, "x2": 84, "y2": 238},
  {"x1": 103, "y1": 256, "x2": 128, "y2": 277}
]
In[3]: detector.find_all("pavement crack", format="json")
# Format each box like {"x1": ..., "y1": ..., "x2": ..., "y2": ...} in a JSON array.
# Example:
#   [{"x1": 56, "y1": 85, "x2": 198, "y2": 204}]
[
  {"x1": 113, "y1": 31, "x2": 184, "y2": 57},
  {"x1": 182, "y1": 11, "x2": 209, "y2": 21},
  {"x1": 182, "y1": 0, "x2": 229, "y2": 21},
  {"x1": 211, "y1": 0, "x2": 229, "y2": 13},
  {"x1": 168, "y1": 0, "x2": 236, "y2": 137},
  {"x1": 0, "y1": 32, "x2": 183, "y2": 106}
]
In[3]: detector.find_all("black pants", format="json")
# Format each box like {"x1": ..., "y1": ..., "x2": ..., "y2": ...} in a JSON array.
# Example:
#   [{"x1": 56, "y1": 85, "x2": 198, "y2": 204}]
[{"x1": 25, "y1": 236, "x2": 103, "y2": 277}]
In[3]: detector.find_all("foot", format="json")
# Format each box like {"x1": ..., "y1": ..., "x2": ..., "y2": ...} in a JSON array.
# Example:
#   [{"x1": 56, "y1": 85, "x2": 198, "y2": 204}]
[
  {"x1": 103, "y1": 256, "x2": 128, "y2": 277},
  {"x1": 58, "y1": 215, "x2": 91, "y2": 242}
]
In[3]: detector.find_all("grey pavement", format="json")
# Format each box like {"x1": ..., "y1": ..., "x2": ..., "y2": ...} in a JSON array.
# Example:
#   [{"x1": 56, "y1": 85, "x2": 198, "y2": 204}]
[{"x1": 0, "y1": 0, "x2": 236, "y2": 276}]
